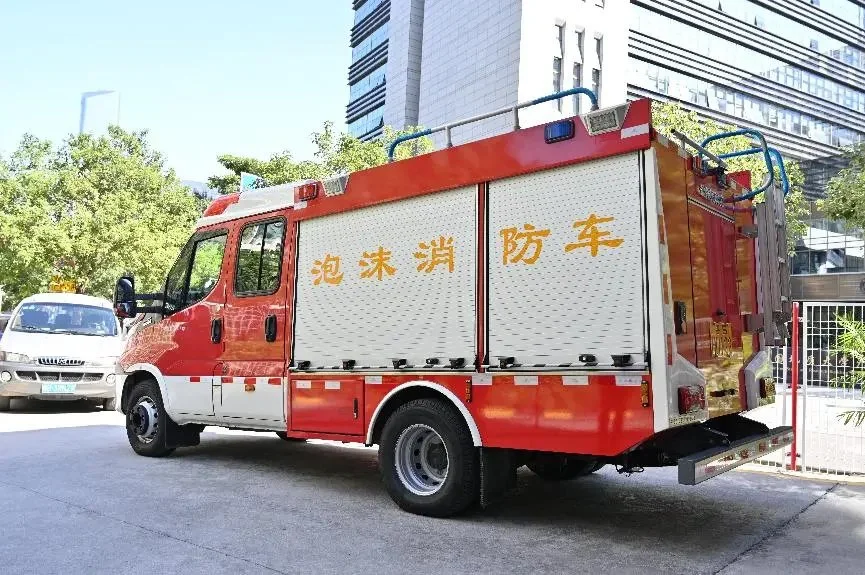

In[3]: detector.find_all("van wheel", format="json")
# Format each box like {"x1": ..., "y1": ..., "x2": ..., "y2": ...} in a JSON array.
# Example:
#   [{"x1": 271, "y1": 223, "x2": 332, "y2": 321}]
[
  {"x1": 379, "y1": 398, "x2": 478, "y2": 517},
  {"x1": 275, "y1": 432, "x2": 306, "y2": 442},
  {"x1": 126, "y1": 379, "x2": 175, "y2": 457},
  {"x1": 0, "y1": 397, "x2": 10, "y2": 411},
  {"x1": 527, "y1": 455, "x2": 602, "y2": 481}
]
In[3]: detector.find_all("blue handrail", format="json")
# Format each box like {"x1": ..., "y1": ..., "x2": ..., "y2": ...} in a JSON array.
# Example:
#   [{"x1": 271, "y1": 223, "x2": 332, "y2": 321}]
[
  {"x1": 700, "y1": 129, "x2": 778, "y2": 202},
  {"x1": 387, "y1": 87, "x2": 600, "y2": 162}
]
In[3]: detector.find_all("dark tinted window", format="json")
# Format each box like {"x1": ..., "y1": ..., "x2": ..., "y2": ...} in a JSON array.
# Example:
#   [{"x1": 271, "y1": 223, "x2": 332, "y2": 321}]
[
  {"x1": 235, "y1": 219, "x2": 285, "y2": 295},
  {"x1": 163, "y1": 232, "x2": 227, "y2": 316}
]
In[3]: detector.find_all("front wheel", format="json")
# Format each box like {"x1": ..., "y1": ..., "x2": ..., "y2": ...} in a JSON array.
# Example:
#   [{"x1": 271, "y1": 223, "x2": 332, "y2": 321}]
[
  {"x1": 103, "y1": 398, "x2": 117, "y2": 411},
  {"x1": 126, "y1": 379, "x2": 175, "y2": 457},
  {"x1": 0, "y1": 397, "x2": 10, "y2": 411},
  {"x1": 378, "y1": 398, "x2": 478, "y2": 517},
  {"x1": 527, "y1": 455, "x2": 602, "y2": 481}
]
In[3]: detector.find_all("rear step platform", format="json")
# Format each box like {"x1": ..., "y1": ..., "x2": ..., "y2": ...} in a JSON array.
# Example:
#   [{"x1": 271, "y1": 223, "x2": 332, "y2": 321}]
[{"x1": 678, "y1": 426, "x2": 794, "y2": 485}]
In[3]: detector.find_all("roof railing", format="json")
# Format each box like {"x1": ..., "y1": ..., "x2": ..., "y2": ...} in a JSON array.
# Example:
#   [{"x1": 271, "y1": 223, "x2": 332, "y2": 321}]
[{"x1": 387, "y1": 87, "x2": 599, "y2": 162}]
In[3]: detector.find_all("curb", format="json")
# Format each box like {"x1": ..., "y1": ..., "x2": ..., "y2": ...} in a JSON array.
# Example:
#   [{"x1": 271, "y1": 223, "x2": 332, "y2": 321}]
[{"x1": 737, "y1": 462, "x2": 865, "y2": 485}]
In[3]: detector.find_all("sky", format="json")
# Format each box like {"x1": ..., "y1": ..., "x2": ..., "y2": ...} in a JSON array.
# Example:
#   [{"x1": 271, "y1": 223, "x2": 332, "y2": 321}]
[{"x1": 0, "y1": 0, "x2": 353, "y2": 182}]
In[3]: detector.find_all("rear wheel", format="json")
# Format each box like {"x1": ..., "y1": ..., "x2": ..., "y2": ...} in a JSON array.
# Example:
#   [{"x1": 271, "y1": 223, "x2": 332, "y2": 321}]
[
  {"x1": 379, "y1": 398, "x2": 478, "y2": 517},
  {"x1": 0, "y1": 397, "x2": 9, "y2": 411},
  {"x1": 275, "y1": 432, "x2": 307, "y2": 442},
  {"x1": 126, "y1": 379, "x2": 175, "y2": 457},
  {"x1": 527, "y1": 455, "x2": 602, "y2": 481}
]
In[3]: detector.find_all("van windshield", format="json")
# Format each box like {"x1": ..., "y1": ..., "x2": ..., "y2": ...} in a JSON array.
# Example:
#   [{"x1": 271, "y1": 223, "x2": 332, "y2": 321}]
[{"x1": 11, "y1": 303, "x2": 119, "y2": 337}]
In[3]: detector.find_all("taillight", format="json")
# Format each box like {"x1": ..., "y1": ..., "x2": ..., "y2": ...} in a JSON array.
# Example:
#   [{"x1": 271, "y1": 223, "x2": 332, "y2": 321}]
[{"x1": 678, "y1": 385, "x2": 706, "y2": 414}]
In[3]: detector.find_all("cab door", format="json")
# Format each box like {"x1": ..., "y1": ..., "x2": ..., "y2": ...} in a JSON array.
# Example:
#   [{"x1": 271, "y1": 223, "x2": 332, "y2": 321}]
[
  {"x1": 216, "y1": 214, "x2": 288, "y2": 423},
  {"x1": 158, "y1": 229, "x2": 229, "y2": 416}
]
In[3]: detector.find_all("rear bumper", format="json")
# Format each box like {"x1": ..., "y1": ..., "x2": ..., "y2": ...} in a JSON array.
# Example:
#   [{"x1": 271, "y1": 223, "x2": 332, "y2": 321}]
[{"x1": 678, "y1": 425, "x2": 793, "y2": 485}]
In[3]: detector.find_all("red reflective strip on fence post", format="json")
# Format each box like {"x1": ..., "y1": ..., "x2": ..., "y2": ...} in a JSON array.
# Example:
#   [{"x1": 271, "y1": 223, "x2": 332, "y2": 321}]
[{"x1": 789, "y1": 301, "x2": 800, "y2": 471}]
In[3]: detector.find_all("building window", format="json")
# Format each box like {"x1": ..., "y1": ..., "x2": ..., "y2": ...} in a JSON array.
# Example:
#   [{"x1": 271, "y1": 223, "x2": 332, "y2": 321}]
[
  {"x1": 349, "y1": 63, "x2": 386, "y2": 103},
  {"x1": 574, "y1": 30, "x2": 584, "y2": 114},
  {"x1": 592, "y1": 36, "x2": 603, "y2": 105},
  {"x1": 553, "y1": 23, "x2": 565, "y2": 110},
  {"x1": 348, "y1": 106, "x2": 384, "y2": 139}
]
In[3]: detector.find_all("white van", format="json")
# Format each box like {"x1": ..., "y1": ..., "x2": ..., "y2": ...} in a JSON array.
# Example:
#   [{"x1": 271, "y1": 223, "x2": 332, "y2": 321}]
[{"x1": 0, "y1": 293, "x2": 123, "y2": 411}]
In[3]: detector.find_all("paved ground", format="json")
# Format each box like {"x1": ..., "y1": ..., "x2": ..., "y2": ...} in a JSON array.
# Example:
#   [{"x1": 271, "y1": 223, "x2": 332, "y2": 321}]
[{"x1": 2, "y1": 400, "x2": 865, "y2": 575}]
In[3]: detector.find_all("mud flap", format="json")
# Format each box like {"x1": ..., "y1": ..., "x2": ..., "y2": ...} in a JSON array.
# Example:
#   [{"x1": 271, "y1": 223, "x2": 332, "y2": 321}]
[
  {"x1": 479, "y1": 447, "x2": 517, "y2": 508},
  {"x1": 165, "y1": 420, "x2": 203, "y2": 449}
]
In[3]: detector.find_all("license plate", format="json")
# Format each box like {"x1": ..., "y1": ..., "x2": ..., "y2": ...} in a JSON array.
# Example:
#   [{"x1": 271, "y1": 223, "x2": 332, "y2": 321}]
[{"x1": 41, "y1": 383, "x2": 77, "y2": 394}]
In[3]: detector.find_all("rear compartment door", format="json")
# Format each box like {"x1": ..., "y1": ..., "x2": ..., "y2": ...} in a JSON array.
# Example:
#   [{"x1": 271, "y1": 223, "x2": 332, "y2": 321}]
[
  {"x1": 487, "y1": 152, "x2": 647, "y2": 368},
  {"x1": 291, "y1": 186, "x2": 478, "y2": 434}
]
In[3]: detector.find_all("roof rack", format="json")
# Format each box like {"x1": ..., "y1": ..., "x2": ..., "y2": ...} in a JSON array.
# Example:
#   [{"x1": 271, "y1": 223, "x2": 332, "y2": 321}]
[{"x1": 388, "y1": 87, "x2": 600, "y2": 162}]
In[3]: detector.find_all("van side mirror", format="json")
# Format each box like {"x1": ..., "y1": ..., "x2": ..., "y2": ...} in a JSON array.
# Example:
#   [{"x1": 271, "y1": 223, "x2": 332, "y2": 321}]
[{"x1": 114, "y1": 276, "x2": 137, "y2": 319}]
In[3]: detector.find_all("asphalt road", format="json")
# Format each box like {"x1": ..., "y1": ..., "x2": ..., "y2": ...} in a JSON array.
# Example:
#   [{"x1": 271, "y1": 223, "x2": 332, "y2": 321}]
[{"x1": 2, "y1": 400, "x2": 864, "y2": 575}]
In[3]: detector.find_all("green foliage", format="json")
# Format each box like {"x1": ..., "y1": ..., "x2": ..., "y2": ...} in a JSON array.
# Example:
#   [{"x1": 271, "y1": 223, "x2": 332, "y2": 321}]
[
  {"x1": 822, "y1": 143, "x2": 865, "y2": 231},
  {"x1": 0, "y1": 127, "x2": 203, "y2": 308},
  {"x1": 830, "y1": 313, "x2": 865, "y2": 426},
  {"x1": 207, "y1": 122, "x2": 434, "y2": 195},
  {"x1": 651, "y1": 102, "x2": 808, "y2": 252}
]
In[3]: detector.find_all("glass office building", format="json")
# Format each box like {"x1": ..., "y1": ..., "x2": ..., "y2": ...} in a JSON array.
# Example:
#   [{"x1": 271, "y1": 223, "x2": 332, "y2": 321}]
[
  {"x1": 628, "y1": 0, "x2": 865, "y2": 287},
  {"x1": 346, "y1": 0, "x2": 390, "y2": 140}
]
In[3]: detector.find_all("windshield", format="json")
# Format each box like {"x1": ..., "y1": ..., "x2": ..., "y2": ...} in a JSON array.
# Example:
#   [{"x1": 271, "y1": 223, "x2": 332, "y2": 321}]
[{"x1": 11, "y1": 303, "x2": 119, "y2": 336}]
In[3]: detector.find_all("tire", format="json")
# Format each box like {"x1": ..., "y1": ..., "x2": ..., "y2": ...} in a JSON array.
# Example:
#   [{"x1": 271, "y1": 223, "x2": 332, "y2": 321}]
[
  {"x1": 275, "y1": 431, "x2": 307, "y2": 442},
  {"x1": 103, "y1": 398, "x2": 117, "y2": 411},
  {"x1": 527, "y1": 455, "x2": 602, "y2": 481},
  {"x1": 378, "y1": 398, "x2": 478, "y2": 517},
  {"x1": 0, "y1": 397, "x2": 10, "y2": 411},
  {"x1": 125, "y1": 378, "x2": 175, "y2": 457}
]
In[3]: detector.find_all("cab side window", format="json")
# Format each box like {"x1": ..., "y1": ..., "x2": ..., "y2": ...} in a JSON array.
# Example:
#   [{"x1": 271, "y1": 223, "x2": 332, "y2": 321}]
[
  {"x1": 163, "y1": 232, "x2": 228, "y2": 316},
  {"x1": 235, "y1": 219, "x2": 286, "y2": 296}
]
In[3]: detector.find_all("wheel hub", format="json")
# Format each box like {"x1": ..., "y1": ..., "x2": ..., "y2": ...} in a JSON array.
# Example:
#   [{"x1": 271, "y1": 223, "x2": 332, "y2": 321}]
[
  {"x1": 395, "y1": 424, "x2": 449, "y2": 496},
  {"x1": 130, "y1": 396, "x2": 159, "y2": 443}
]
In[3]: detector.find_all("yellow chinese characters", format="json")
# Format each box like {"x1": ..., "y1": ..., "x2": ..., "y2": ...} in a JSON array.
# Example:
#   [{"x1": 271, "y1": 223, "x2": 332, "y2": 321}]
[
  {"x1": 311, "y1": 254, "x2": 344, "y2": 286},
  {"x1": 500, "y1": 224, "x2": 550, "y2": 265},
  {"x1": 415, "y1": 236, "x2": 455, "y2": 273},
  {"x1": 565, "y1": 213, "x2": 624, "y2": 257},
  {"x1": 359, "y1": 247, "x2": 397, "y2": 281}
]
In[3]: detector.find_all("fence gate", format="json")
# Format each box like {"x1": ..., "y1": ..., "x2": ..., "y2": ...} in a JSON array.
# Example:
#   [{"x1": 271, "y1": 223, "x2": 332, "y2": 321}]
[
  {"x1": 799, "y1": 302, "x2": 865, "y2": 475},
  {"x1": 763, "y1": 302, "x2": 865, "y2": 476}
]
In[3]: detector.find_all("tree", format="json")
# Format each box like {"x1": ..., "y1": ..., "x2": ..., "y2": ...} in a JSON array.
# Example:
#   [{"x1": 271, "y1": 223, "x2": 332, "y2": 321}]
[
  {"x1": 651, "y1": 102, "x2": 808, "y2": 251},
  {"x1": 822, "y1": 142, "x2": 865, "y2": 231},
  {"x1": 207, "y1": 123, "x2": 434, "y2": 195},
  {"x1": 831, "y1": 313, "x2": 865, "y2": 426},
  {"x1": 0, "y1": 127, "x2": 203, "y2": 308}
]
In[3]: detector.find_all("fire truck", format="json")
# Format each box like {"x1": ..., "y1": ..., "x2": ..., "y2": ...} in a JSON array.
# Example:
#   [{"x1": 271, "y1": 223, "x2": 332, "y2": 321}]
[{"x1": 113, "y1": 88, "x2": 793, "y2": 517}]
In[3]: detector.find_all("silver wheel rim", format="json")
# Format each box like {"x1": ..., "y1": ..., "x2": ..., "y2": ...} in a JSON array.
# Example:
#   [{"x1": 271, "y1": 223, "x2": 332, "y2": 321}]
[
  {"x1": 395, "y1": 424, "x2": 449, "y2": 496},
  {"x1": 130, "y1": 396, "x2": 160, "y2": 444}
]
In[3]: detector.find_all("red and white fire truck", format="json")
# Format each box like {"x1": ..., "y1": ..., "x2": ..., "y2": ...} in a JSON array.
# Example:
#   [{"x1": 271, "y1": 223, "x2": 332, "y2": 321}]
[{"x1": 113, "y1": 88, "x2": 793, "y2": 517}]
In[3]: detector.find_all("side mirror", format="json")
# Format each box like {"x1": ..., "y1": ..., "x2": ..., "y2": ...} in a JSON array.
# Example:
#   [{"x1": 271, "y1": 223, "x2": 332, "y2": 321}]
[{"x1": 114, "y1": 276, "x2": 137, "y2": 319}]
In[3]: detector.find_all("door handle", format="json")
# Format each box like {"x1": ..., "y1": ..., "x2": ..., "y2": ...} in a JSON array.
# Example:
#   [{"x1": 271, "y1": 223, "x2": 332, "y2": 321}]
[
  {"x1": 211, "y1": 318, "x2": 223, "y2": 343},
  {"x1": 264, "y1": 314, "x2": 278, "y2": 342}
]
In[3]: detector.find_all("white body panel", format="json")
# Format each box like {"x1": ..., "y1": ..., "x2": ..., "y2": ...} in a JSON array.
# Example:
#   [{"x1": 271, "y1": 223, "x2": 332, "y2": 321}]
[
  {"x1": 215, "y1": 378, "x2": 286, "y2": 423},
  {"x1": 487, "y1": 152, "x2": 646, "y2": 368},
  {"x1": 293, "y1": 186, "x2": 477, "y2": 369}
]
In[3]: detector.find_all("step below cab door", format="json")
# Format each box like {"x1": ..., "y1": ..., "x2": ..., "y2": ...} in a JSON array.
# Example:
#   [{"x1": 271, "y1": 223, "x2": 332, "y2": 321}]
[{"x1": 216, "y1": 214, "x2": 288, "y2": 424}]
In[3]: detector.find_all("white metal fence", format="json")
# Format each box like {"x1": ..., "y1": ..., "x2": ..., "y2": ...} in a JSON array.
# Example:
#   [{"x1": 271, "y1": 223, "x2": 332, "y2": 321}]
[{"x1": 755, "y1": 302, "x2": 865, "y2": 476}]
